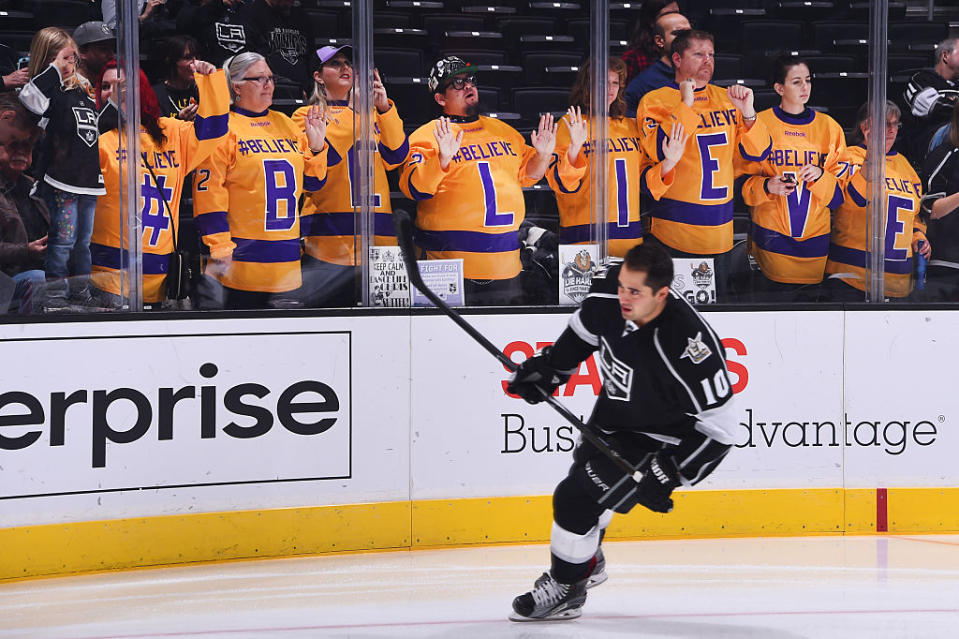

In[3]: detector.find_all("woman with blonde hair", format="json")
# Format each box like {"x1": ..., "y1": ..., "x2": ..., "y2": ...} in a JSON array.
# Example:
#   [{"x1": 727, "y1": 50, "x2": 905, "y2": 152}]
[
  {"x1": 19, "y1": 26, "x2": 104, "y2": 307},
  {"x1": 291, "y1": 45, "x2": 409, "y2": 307},
  {"x1": 546, "y1": 57, "x2": 651, "y2": 258}
]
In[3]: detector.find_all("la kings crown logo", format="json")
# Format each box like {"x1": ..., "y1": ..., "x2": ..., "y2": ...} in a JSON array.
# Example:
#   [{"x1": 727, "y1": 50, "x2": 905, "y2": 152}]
[{"x1": 73, "y1": 107, "x2": 98, "y2": 147}]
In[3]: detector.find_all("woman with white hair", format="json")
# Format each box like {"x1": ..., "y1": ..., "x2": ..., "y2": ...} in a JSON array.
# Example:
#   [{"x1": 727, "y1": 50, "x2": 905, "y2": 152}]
[{"x1": 193, "y1": 51, "x2": 329, "y2": 309}]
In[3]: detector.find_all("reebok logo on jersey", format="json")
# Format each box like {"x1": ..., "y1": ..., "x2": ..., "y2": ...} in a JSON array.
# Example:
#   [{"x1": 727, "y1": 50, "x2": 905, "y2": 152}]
[
  {"x1": 680, "y1": 332, "x2": 712, "y2": 364},
  {"x1": 784, "y1": 130, "x2": 806, "y2": 137}
]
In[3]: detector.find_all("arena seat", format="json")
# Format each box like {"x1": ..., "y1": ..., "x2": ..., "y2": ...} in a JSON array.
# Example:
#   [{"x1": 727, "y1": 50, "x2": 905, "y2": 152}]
[
  {"x1": 740, "y1": 20, "x2": 805, "y2": 54},
  {"x1": 373, "y1": 48, "x2": 424, "y2": 79},
  {"x1": 521, "y1": 51, "x2": 582, "y2": 85}
]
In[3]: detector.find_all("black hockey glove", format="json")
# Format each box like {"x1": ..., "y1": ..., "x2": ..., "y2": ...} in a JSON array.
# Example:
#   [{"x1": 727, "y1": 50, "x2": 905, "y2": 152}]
[
  {"x1": 506, "y1": 346, "x2": 572, "y2": 404},
  {"x1": 635, "y1": 452, "x2": 682, "y2": 514}
]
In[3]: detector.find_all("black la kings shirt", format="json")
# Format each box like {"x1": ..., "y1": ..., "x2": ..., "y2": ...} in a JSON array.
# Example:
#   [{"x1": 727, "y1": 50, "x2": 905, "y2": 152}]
[
  {"x1": 19, "y1": 64, "x2": 104, "y2": 196},
  {"x1": 548, "y1": 263, "x2": 738, "y2": 447}
]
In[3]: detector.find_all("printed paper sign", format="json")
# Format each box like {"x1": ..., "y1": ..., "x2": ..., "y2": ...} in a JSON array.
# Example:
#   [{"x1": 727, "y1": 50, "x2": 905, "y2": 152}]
[
  {"x1": 411, "y1": 259, "x2": 465, "y2": 307},
  {"x1": 558, "y1": 244, "x2": 599, "y2": 306},
  {"x1": 670, "y1": 257, "x2": 717, "y2": 305},
  {"x1": 369, "y1": 246, "x2": 411, "y2": 308}
]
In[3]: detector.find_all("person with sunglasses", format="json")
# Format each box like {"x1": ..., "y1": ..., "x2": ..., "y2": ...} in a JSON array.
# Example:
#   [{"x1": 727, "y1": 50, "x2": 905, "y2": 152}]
[
  {"x1": 291, "y1": 45, "x2": 409, "y2": 307},
  {"x1": 192, "y1": 52, "x2": 329, "y2": 309},
  {"x1": 823, "y1": 101, "x2": 930, "y2": 301},
  {"x1": 400, "y1": 56, "x2": 579, "y2": 306}
]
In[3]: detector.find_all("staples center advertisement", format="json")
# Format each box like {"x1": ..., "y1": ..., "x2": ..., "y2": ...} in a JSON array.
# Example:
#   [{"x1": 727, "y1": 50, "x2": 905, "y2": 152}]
[{"x1": 409, "y1": 309, "x2": 954, "y2": 499}]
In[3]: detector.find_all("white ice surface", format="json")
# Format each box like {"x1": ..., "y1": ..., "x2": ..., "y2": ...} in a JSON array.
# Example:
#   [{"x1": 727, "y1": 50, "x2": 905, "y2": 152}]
[{"x1": 2, "y1": 535, "x2": 959, "y2": 638}]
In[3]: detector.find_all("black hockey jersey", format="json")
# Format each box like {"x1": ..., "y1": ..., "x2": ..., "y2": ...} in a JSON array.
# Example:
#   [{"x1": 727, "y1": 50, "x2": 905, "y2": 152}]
[
  {"x1": 922, "y1": 142, "x2": 959, "y2": 268},
  {"x1": 549, "y1": 263, "x2": 738, "y2": 447},
  {"x1": 19, "y1": 64, "x2": 104, "y2": 195}
]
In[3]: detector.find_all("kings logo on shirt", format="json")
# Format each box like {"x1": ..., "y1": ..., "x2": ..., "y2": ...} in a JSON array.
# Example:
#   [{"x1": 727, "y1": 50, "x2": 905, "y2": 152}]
[
  {"x1": 680, "y1": 332, "x2": 712, "y2": 364},
  {"x1": 216, "y1": 22, "x2": 246, "y2": 53},
  {"x1": 599, "y1": 337, "x2": 633, "y2": 402},
  {"x1": 73, "y1": 106, "x2": 98, "y2": 147}
]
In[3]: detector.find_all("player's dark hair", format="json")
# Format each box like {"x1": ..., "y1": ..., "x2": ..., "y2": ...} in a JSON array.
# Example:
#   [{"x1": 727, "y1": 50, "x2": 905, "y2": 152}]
[
  {"x1": 569, "y1": 57, "x2": 627, "y2": 119},
  {"x1": 771, "y1": 54, "x2": 809, "y2": 86},
  {"x1": 670, "y1": 29, "x2": 714, "y2": 63},
  {"x1": 160, "y1": 35, "x2": 200, "y2": 83},
  {"x1": 622, "y1": 243, "x2": 674, "y2": 292}
]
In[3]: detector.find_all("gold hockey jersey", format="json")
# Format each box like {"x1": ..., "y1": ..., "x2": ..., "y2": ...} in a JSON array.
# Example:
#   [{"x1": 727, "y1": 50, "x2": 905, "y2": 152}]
[
  {"x1": 400, "y1": 115, "x2": 580, "y2": 280},
  {"x1": 90, "y1": 69, "x2": 230, "y2": 303},
  {"x1": 292, "y1": 100, "x2": 408, "y2": 266},
  {"x1": 636, "y1": 82, "x2": 772, "y2": 255},
  {"x1": 546, "y1": 114, "x2": 647, "y2": 257},
  {"x1": 193, "y1": 105, "x2": 328, "y2": 293},
  {"x1": 737, "y1": 106, "x2": 846, "y2": 284},
  {"x1": 825, "y1": 145, "x2": 927, "y2": 298}
]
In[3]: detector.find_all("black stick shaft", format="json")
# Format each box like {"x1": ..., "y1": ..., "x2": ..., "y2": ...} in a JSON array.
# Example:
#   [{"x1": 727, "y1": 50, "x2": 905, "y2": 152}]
[{"x1": 392, "y1": 210, "x2": 640, "y2": 480}]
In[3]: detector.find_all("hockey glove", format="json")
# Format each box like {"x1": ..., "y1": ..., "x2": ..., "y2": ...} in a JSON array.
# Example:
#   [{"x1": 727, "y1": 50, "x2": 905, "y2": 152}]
[
  {"x1": 507, "y1": 346, "x2": 572, "y2": 404},
  {"x1": 635, "y1": 452, "x2": 682, "y2": 514}
]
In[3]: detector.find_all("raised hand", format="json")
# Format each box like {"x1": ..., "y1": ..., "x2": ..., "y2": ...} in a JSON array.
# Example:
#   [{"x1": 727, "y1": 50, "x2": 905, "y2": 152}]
[
  {"x1": 304, "y1": 103, "x2": 327, "y2": 152},
  {"x1": 726, "y1": 84, "x2": 755, "y2": 117},
  {"x1": 680, "y1": 77, "x2": 696, "y2": 107},
  {"x1": 434, "y1": 116, "x2": 464, "y2": 170},
  {"x1": 192, "y1": 60, "x2": 217, "y2": 76},
  {"x1": 177, "y1": 102, "x2": 199, "y2": 121},
  {"x1": 530, "y1": 112, "x2": 558, "y2": 157},
  {"x1": 372, "y1": 68, "x2": 390, "y2": 113},
  {"x1": 660, "y1": 120, "x2": 689, "y2": 175},
  {"x1": 565, "y1": 106, "x2": 588, "y2": 163}
]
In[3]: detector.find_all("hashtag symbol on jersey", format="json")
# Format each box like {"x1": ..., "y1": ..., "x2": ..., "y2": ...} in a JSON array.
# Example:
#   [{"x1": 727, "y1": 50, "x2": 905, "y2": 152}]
[{"x1": 141, "y1": 173, "x2": 174, "y2": 246}]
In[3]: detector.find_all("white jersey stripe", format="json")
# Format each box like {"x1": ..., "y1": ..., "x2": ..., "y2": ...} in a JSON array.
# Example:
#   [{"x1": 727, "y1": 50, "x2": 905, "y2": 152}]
[{"x1": 568, "y1": 309, "x2": 600, "y2": 346}]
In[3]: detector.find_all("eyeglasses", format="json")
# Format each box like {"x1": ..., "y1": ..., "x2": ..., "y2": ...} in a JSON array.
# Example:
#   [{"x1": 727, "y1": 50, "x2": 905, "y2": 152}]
[
  {"x1": 447, "y1": 74, "x2": 477, "y2": 90},
  {"x1": 242, "y1": 75, "x2": 275, "y2": 86},
  {"x1": 324, "y1": 58, "x2": 352, "y2": 69},
  {"x1": 885, "y1": 121, "x2": 902, "y2": 130}
]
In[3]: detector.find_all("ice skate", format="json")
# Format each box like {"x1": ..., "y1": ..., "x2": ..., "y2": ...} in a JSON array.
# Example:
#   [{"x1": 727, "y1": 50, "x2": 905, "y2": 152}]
[
  {"x1": 509, "y1": 572, "x2": 587, "y2": 622},
  {"x1": 586, "y1": 546, "x2": 608, "y2": 589}
]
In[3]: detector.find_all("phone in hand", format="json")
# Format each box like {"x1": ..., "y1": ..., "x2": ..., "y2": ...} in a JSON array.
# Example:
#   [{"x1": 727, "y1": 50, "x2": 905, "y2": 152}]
[
  {"x1": 781, "y1": 174, "x2": 796, "y2": 184},
  {"x1": 17, "y1": 56, "x2": 29, "y2": 70}
]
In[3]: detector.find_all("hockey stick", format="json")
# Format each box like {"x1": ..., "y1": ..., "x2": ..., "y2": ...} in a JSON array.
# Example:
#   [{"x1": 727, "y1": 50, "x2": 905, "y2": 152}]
[{"x1": 392, "y1": 209, "x2": 642, "y2": 481}]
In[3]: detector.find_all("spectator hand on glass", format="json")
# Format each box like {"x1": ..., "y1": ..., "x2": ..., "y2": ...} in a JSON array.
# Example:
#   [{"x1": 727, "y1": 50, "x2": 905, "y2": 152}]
[
  {"x1": 434, "y1": 116, "x2": 464, "y2": 171},
  {"x1": 372, "y1": 68, "x2": 390, "y2": 114},
  {"x1": 303, "y1": 103, "x2": 327, "y2": 152},
  {"x1": 565, "y1": 106, "x2": 588, "y2": 164},
  {"x1": 660, "y1": 120, "x2": 688, "y2": 176}
]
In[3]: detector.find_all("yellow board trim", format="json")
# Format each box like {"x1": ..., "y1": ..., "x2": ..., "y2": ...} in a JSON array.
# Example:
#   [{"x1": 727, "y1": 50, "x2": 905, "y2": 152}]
[{"x1": 3, "y1": 487, "x2": 959, "y2": 582}]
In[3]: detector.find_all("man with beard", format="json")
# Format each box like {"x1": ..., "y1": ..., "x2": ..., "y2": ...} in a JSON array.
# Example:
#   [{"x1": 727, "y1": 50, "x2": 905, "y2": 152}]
[
  {"x1": 400, "y1": 56, "x2": 582, "y2": 306},
  {"x1": 72, "y1": 22, "x2": 116, "y2": 100},
  {"x1": 0, "y1": 94, "x2": 48, "y2": 313},
  {"x1": 636, "y1": 29, "x2": 772, "y2": 298},
  {"x1": 241, "y1": 0, "x2": 314, "y2": 94}
]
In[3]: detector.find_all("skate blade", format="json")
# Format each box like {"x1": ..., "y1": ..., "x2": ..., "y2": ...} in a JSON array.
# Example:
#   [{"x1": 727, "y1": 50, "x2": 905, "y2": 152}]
[
  {"x1": 508, "y1": 607, "x2": 583, "y2": 622},
  {"x1": 586, "y1": 571, "x2": 608, "y2": 589}
]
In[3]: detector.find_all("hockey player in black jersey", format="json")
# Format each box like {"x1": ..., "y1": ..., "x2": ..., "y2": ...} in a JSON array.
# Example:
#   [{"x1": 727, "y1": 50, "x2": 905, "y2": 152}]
[{"x1": 507, "y1": 242, "x2": 738, "y2": 622}]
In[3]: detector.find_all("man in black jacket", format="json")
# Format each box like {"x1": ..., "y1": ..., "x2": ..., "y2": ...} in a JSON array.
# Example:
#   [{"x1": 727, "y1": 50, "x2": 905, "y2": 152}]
[
  {"x1": 0, "y1": 95, "x2": 48, "y2": 313},
  {"x1": 177, "y1": 0, "x2": 263, "y2": 67},
  {"x1": 506, "y1": 242, "x2": 737, "y2": 621},
  {"x1": 903, "y1": 38, "x2": 959, "y2": 162}
]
